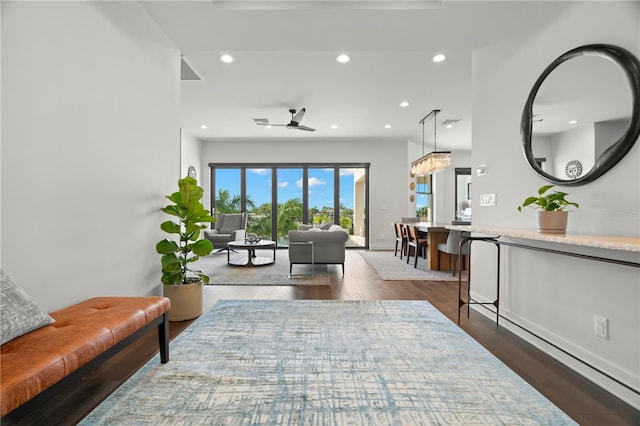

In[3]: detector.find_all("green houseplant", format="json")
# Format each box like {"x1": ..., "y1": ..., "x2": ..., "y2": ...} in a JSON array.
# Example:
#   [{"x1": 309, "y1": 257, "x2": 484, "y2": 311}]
[
  {"x1": 517, "y1": 184, "x2": 579, "y2": 234},
  {"x1": 156, "y1": 177, "x2": 215, "y2": 320}
]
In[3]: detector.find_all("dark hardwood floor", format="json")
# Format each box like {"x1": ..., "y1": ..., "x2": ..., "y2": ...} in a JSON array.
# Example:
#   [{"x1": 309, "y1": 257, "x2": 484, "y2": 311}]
[{"x1": 6, "y1": 250, "x2": 639, "y2": 425}]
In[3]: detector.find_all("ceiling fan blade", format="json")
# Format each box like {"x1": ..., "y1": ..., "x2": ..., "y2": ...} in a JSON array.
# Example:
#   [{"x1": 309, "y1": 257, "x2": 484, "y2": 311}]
[
  {"x1": 291, "y1": 108, "x2": 306, "y2": 124},
  {"x1": 257, "y1": 108, "x2": 314, "y2": 131},
  {"x1": 253, "y1": 118, "x2": 270, "y2": 126}
]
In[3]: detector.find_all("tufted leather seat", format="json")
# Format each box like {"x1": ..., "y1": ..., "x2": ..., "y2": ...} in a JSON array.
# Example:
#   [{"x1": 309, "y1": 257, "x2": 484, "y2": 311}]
[{"x1": 0, "y1": 296, "x2": 170, "y2": 417}]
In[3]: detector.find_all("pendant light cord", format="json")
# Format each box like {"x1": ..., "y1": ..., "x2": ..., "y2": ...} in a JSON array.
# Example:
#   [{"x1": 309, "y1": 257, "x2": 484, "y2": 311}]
[
  {"x1": 433, "y1": 110, "x2": 438, "y2": 151},
  {"x1": 419, "y1": 109, "x2": 441, "y2": 153},
  {"x1": 422, "y1": 120, "x2": 425, "y2": 156}
]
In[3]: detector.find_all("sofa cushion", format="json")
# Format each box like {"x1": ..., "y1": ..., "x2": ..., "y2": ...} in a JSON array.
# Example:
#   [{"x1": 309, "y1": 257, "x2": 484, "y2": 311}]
[
  {"x1": 0, "y1": 269, "x2": 55, "y2": 345},
  {"x1": 219, "y1": 213, "x2": 243, "y2": 234}
]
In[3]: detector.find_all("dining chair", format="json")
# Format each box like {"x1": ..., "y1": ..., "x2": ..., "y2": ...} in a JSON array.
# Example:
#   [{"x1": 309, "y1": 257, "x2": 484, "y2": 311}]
[
  {"x1": 401, "y1": 217, "x2": 421, "y2": 223},
  {"x1": 393, "y1": 223, "x2": 407, "y2": 259},
  {"x1": 406, "y1": 225, "x2": 428, "y2": 268},
  {"x1": 437, "y1": 229, "x2": 469, "y2": 276},
  {"x1": 401, "y1": 217, "x2": 427, "y2": 238}
]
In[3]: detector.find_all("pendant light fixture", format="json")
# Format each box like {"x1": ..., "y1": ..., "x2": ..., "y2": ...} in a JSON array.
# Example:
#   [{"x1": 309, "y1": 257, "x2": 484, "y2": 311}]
[{"x1": 410, "y1": 109, "x2": 451, "y2": 176}]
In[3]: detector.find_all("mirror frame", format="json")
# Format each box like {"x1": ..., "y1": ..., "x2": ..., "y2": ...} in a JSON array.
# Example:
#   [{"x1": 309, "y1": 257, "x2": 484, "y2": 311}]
[{"x1": 521, "y1": 44, "x2": 640, "y2": 186}]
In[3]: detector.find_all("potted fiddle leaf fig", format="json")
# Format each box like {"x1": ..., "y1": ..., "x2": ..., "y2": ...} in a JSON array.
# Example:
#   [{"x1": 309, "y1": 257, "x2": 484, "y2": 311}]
[
  {"x1": 156, "y1": 176, "x2": 215, "y2": 321},
  {"x1": 517, "y1": 184, "x2": 579, "y2": 234}
]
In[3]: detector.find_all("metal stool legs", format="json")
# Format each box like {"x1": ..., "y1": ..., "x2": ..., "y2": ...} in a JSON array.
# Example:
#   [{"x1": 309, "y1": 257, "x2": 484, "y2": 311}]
[{"x1": 457, "y1": 233, "x2": 501, "y2": 326}]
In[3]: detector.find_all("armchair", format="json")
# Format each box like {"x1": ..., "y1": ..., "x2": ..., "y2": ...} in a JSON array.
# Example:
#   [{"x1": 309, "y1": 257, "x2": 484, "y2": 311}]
[{"x1": 203, "y1": 212, "x2": 247, "y2": 252}]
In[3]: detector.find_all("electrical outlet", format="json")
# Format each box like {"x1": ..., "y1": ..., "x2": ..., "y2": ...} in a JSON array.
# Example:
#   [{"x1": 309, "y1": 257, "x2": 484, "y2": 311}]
[
  {"x1": 594, "y1": 315, "x2": 609, "y2": 340},
  {"x1": 480, "y1": 193, "x2": 496, "y2": 207}
]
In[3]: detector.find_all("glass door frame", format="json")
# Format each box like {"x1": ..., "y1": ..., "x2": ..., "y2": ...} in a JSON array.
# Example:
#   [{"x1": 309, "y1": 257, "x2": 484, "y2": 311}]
[{"x1": 209, "y1": 162, "x2": 370, "y2": 249}]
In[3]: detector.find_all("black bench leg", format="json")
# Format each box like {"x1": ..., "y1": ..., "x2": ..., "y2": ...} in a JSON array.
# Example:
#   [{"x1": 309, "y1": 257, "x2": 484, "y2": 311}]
[{"x1": 158, "y1": 312, "x2": 169, "y2": 363}]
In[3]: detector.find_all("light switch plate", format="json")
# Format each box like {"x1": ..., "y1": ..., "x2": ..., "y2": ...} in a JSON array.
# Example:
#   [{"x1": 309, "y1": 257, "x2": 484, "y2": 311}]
[{"x1": 480, "y1": 193, "x2": 496, "y2": 207}]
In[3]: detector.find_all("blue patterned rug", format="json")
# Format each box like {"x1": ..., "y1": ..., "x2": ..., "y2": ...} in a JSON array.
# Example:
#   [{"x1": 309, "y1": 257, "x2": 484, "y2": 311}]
[{"x1": 81, "y1": 300, "x2": 575, "y2": 425}]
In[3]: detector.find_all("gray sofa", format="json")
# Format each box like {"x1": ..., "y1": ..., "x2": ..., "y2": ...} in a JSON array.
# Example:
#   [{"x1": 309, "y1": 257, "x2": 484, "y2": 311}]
[{"x1": 288, "y1": 224, "x2": 349, "y2": 274}]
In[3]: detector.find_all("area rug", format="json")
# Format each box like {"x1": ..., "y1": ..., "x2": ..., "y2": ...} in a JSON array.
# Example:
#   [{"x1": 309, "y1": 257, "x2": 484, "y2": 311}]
[
  {"x1": 359, "y1": 251, "x2": 458, "y2": 281},
  {"x1": 190, "y1": 250, "x2": 331, "y2": 285},
  {"x1": 81, "y1": 300, "x2": 575, "y2": 425}
]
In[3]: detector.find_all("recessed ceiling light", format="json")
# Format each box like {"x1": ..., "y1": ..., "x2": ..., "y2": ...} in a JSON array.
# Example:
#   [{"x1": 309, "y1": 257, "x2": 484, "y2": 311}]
[
  {"x1": 384, "y1": 124, "x2": 391, "y2": 129},
  {"x1": 200, "y1": 125, "x2": 208, "y2": 129},
  {"x1": 432, "y1": 53, "x2": 446, "y2": 63},
  {"x1": 331, "y1": 124, "x2": 338, "y2": 129},
  {"x1": 219, "y1": 54, "x2": 234, "y2": 63},
  {"x1": 336, "y1": 54, "x2": 350, "y2": 64},
  {"x1": 568, "y1": 120, "x2": 578, "y2": 124},
  {"x1": 266, "y1": 125, "x2": 273, "y2": 129},
  {"x1": 400, "y1": 101, "x2": 409, "y2": 107}
]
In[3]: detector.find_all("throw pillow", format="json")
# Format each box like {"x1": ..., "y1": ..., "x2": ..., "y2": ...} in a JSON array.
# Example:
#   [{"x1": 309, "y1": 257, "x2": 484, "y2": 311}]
[
  {"x1": 1, "y1": 269, "x2": 55, "y2": 345},
  {"x1": 319, "y1": 221, "x2": 332, "y2": 230}
]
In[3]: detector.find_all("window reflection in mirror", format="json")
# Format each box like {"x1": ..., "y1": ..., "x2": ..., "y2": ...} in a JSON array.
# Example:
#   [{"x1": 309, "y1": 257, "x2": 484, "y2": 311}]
[
  {"x1": 531, "y1": 54, "x2": 632, "y2": 180},
  {"x1": 454, "y1": 168, "x2": 471, "y2": 224}
]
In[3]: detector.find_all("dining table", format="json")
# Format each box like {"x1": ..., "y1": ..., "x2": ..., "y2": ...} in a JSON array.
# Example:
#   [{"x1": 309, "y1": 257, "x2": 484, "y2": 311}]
[{"x1": 399, "y1": 222, "x2": 452, "y2": 270}]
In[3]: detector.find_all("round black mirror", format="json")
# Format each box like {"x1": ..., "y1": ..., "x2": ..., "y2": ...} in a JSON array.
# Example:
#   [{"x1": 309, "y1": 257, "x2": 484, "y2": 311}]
[{"x1": 521, "y1": 44, "x2": 640, "y2": 186}]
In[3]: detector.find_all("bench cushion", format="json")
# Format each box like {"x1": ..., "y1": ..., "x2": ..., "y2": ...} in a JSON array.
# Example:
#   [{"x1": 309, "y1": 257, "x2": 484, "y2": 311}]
[{"x1": 0, "y1": 296, "x2": 170, "y2": 416}]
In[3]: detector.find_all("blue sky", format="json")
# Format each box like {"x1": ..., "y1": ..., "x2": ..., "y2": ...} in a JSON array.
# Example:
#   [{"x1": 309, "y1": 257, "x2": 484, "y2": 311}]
[{"x1": 216, "y1": 168, "x2": 356, "y2": 210}]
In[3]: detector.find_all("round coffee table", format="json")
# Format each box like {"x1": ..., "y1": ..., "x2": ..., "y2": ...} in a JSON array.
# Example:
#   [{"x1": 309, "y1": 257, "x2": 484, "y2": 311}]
[{"x1": 227, "y1": 240, "x2": 276, "y2": 266}]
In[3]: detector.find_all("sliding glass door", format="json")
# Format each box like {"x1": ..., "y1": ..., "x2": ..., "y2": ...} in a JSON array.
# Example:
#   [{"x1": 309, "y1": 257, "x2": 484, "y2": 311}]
[
  {"x1": 339, "y1": 167, "x2": 366, "y2": 247},
  {"x1": 276, "y1": 168, "x2": 303, "y2": 246},
  {"x1": 214, "y1": 168, "x2": 241, "y2": 214},
  {"x1": 246, "y1": 168, "x2": 272, "y2": 240},
  {"x1": 308, "y1": 167, "x2": 334, "y2": 225},
  {"x1": 210, "y1": 163, "x2": 369, "y2": 248}
]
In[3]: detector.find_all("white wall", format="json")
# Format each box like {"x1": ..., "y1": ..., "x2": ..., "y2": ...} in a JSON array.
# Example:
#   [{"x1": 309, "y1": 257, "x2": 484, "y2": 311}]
[
  {"x1": 1, "y1": 2, "x2": 180, "y2": 311},
  {"x1": 201, "y1": 137, "x2": 407, "y2": 249},
  {"x1": 550, "y1": 124, "x2": 595, "y2": 177},
  {"x1": 181, "y1": 130, "x2": 203, "y2": 184},
  {"x1": 471, "y1": 1, "x2": 640, "y2": 408}
]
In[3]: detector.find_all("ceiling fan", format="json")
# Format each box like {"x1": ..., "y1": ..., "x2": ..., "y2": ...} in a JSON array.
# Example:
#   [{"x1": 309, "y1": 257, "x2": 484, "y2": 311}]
[{"x1": 253, "y1": 108, "x2": 316, "y2": 132}]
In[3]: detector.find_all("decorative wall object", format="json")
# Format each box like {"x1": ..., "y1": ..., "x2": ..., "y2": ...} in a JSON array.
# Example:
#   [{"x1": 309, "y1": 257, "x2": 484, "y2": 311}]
[{"x1": 521, "y1": 44, "x2": 640, "y2": 186}]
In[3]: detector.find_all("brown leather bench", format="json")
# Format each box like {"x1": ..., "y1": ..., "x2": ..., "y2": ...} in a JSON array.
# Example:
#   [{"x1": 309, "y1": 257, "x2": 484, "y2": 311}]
[{"x1": 0, "y1": 296, "x2": 170, "y2": 419}]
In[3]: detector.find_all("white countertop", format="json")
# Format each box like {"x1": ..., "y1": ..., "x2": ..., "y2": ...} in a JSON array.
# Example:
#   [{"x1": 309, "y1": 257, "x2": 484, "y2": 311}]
[{"x1": 446, "y1": 225, "x2": 640, "y2": 253}]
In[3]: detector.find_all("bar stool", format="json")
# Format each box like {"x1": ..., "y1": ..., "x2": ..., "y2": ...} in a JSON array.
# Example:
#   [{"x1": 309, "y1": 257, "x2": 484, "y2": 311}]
[{"x1": 457, "y1": 231, "x2": 501, "y2": 325}]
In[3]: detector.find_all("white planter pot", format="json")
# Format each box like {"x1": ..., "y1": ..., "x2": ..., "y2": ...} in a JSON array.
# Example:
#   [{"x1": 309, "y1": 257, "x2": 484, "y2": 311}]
[{"x1": 536, "y1": 211, "x2": 568, "y2": 234}]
